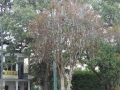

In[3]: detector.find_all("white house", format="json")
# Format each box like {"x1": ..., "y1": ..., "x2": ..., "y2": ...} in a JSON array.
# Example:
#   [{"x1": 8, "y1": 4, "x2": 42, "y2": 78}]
[{"x1": 0, "y1": 46, "x2": 31, "y2": 90}]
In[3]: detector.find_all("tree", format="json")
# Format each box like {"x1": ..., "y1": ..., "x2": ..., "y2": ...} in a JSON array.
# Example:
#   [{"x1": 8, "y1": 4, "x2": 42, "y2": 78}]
[
  {"x1": 30, "y1": 60, "x2": 53, "y2": 90},
  {"x1": 74, "y1": 1, "x2": 120, "y2": 89},
  {"x1": 83, "y1": 40, "x2": 120, "y2": 90},
  {"x1": 29, "y1": 1, "x2": 104, "y2": 90},
  {"x1": 0, "y1": 0, "x2": 36, "y2": 56},
  {"x1": 91, "y1": 0, "x2": 120, "y2": 27},
  {"x1": 13, "y1": 0, "x2": 51, "y2": 9},
  {"x1": 0, "y1": 0, "x2": 38, "y2": 86},
  {"x1": 0, "y1": 0, "x2": 53, "y2": 90}
]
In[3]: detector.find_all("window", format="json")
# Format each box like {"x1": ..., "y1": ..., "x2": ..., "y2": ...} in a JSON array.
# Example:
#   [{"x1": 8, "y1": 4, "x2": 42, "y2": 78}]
[
  {"x1": 15, "y1": 86, "x2": 20, "y2": 90},
  {"x1": 5, "y1": 86, "x2": 8, "y2": 90},
  {"x1": 18, "y1": 86, "x2": 20, "y2": 90},
  {"x1": 12, "y1": 64, "x2": 16, "y2": 71}
]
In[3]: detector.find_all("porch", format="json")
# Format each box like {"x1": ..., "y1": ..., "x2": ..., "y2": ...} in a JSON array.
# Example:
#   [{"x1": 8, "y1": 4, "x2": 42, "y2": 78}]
[{"x1": 0, "y1": 79, "x2": 30, "y2": 90}]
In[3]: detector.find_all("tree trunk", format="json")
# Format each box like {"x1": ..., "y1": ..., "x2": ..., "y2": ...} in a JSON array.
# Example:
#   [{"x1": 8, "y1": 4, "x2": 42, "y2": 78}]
[
  {"x1": 66, "y1": 81, "x2": 71, "y2": 90},
  {"x1": 43, "y1": 63, "x2": 49, "y2": 90},
  {"x1": 66, "y1": 68, "x2": 73, "y2": 90},
  {"x1": 102, "y1": 83, "x2": 108, "y2": 90},
  {"x1": 60, "y1": 74, "x2": 65, "y2": 90},
  {"x1": 104, "y1": 84, "x2": 108, "y2": 90}
]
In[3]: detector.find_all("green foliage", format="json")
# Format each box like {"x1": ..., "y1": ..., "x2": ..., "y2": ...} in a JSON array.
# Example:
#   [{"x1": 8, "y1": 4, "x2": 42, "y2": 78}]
[
  {"x1": 0, "y1": 1, "x2": 36, "y2": 54},
  {"x1": 13, "y1": 0, "x2": 51, "y2": 9},
  {"x1": 99, "y1": 44, "x2": 120, "y2": 86},
  {"x1": 71, "y1": 70, "x2": 101, "y2": 90},
  {"x1": 30, "y1": 63, "x2": 43, "y2": 85},
  {"x1": 0, "y1": 0, "x2": 37, "y2": 73},
  {"x1": 91, "y1": 0, "x2": 120, "y2": 26},
  {"x1": 30, "y1": 61, "x2": 53, "y2": 89},
  {"x1": 86, "y1": 40, "x2": 120, "y2": 87}
]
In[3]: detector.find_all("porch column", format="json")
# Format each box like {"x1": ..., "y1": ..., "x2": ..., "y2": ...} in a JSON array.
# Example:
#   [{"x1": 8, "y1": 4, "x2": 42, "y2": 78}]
[
  {"x1": 28, "y1": 81, "x2": 30, "y2": 90},
  {"x1": 3, "y1": 57, "x2": 5, "y2": 62},
  {"x1": 15, "y1": 81, "x2": 18, "y2": 90},
  {"x1": 16, "y1": 57, "x2": 18, "y2": 78},
  {"x1": 3, "y1": 81, "x2": 5, "y2": 90},
  {"x1": 28, "y1": 57, "x2": 30, "y2": 79}
]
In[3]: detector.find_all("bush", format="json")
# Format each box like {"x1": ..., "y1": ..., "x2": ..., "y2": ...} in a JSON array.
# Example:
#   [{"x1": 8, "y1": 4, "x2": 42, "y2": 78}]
[{"x1": 71, "y1": 70, "x2": 101, "y2": 90}]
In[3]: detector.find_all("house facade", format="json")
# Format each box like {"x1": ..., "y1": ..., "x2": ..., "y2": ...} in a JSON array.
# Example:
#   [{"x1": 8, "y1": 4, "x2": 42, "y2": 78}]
[{"x1": 0, "y1": 52, "x2": 30, "y2": 90}]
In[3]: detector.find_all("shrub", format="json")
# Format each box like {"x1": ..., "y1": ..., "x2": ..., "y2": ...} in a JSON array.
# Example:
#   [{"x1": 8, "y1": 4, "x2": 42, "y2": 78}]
[{"x1": 71, "y1": 70, "x2": 101, "y2": 90}]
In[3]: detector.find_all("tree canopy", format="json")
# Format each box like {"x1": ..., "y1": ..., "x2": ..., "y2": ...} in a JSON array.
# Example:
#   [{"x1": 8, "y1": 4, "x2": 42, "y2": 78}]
[{"x1": 1, "y1": 0, "x2": 120, "y2": 90}]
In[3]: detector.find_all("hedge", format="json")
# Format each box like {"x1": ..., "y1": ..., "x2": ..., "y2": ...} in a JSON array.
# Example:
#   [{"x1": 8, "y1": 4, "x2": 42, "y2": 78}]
[{"x1": 71, "y1": 70, "x2": 101, "y2": 90}]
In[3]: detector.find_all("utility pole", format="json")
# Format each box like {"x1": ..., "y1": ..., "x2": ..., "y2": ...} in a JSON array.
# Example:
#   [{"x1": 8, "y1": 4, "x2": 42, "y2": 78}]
[
  {"x1": 53, "y1": 61, "x2": 57, "y2": 90},
  {"x1": 0, "y1": 24, "x2": 3, "y2": 90},
  {"x1": 0, "y1": 1, "x2": 12, "y2": 89},
  {"x1": 52, "y1": 1, "x2": 57, "y2": 89},
  {"x1": 0, "y1": 0, "x2": 4, "y2": 89}
]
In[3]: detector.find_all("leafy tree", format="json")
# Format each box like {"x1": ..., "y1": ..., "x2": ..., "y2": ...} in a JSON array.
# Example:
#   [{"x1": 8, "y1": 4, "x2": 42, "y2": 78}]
[
  {"x1": 30, "y1": 61, "x2": 53, "y2": 90},
  {"x1": 0, "y1": 0, "x2": 36, "y2": 54},
  {"x1": 29, "y1": 1, "x2": 104, "y2": 90},
  {"x1": 74, "y1": 1, "x2": 120, "y2": 89},
  {"x1": 91, "y1": 0, "x2": 120, "y2": 26},
  {"x1": 0, "y1": 0, "x2": 53, "y2": 89},
  {"x1": 81, "y1": 39, "x2": 120, "y2": 90},
  {"x1": 0, "y1": 0, "x2": 37, "y2": 85}
]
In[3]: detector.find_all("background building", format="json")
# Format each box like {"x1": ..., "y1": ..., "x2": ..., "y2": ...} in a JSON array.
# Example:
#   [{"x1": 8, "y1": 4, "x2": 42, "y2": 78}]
[{"x1": 0, "y1": 47, "x2": 31, "y2": 90}]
